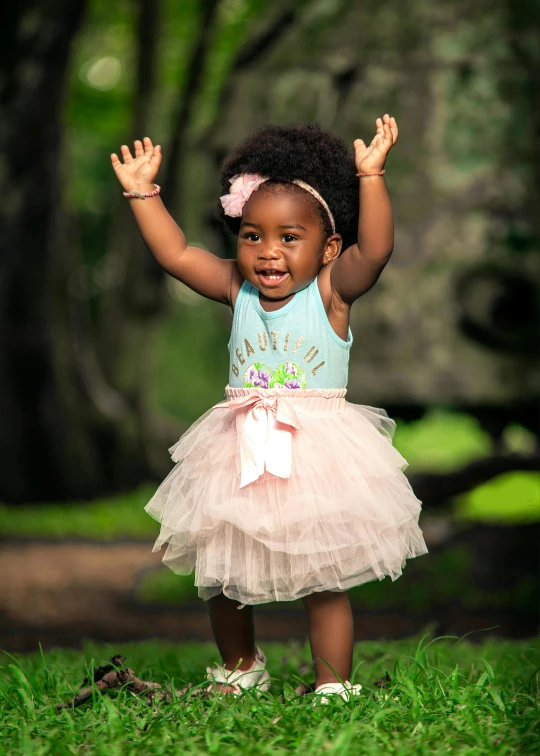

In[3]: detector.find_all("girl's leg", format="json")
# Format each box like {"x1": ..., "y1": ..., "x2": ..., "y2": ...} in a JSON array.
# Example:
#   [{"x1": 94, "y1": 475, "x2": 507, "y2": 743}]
[
  {"x1": 208, "y1": 593, "x2": 257, "y2": 673},
  {"x1": 302, "y1": 590, "x2": 354, "y2": 686}
]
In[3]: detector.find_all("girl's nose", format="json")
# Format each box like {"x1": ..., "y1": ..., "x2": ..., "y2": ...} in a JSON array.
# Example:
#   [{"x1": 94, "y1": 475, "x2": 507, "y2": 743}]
[{"x1": 258, "y1": 246, "x2": 280, "y2": 259}]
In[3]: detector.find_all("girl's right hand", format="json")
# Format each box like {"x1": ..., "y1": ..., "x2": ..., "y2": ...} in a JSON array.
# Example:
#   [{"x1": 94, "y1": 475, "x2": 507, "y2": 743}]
[{"x1": 110, "y1": 136, "x2": 162, "y2": 192}]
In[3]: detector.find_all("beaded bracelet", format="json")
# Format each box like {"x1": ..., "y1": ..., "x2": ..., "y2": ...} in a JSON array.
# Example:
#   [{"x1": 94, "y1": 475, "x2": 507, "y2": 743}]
[
  {"x1": 123, "y1": 183, "x2": 161, "y2": 199},
  {"x1": 356, "y1": 170, "x2": 385, "y2": 177}
]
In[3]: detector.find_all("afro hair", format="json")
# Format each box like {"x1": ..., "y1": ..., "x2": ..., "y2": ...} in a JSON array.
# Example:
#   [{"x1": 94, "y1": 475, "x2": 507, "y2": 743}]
[{"x1": 217, "y1": 123, "x2": 359, "y2": 250}]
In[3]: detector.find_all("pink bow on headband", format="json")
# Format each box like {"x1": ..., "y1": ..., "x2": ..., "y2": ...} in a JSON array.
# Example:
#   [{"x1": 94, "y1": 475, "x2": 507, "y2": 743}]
[{"x1": 219, "y1": 173, "x2": 268, "y2": 217}]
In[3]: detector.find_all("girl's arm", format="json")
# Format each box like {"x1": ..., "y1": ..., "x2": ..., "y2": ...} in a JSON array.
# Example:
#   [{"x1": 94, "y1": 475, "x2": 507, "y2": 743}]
[
  {"x1": 329, "y1": 114, "x2": 398, "y2": 305},
  {"x1": 111, "y1": 137, "x2": 240, "y2": 306}
]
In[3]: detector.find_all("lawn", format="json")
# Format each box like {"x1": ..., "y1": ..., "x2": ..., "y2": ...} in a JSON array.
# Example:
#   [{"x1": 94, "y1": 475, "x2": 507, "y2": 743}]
[{"x1": 1, "y1": 634, "x2": 538, "y2": 755}]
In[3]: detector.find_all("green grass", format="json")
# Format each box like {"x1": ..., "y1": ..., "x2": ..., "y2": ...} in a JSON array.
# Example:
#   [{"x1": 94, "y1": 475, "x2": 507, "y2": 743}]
[{"x1": 1, "y1": 634, "x2": 538, "y2": 754}]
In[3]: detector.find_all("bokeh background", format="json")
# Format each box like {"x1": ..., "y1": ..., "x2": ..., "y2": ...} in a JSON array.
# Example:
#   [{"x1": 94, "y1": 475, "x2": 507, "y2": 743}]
[{"x1": 0, "y1": 0, "x2": 538, "y2": 652}]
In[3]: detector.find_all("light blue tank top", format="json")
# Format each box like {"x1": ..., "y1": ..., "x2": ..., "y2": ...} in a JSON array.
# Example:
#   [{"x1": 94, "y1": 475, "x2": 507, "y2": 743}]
[{"x1": 228, "y1": 276, "x2": 353, "y2": 389}]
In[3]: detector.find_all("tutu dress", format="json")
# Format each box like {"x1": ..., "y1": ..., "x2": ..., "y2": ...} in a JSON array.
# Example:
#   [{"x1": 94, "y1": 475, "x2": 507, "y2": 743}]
[{"x1": 145, "y1": 276, "x2": 429, "y2": 605}]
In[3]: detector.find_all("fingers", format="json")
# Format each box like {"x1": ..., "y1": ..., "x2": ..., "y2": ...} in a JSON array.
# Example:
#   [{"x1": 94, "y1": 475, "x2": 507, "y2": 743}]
[
  {"x1": 134, "y1": 137, "x2": 157, "y2": 157},
  {"x1": 120, "y1": 144, "x2": 134, "y2": 162},
  {"x1": 390, "y1": 115, "x2": 399, "y2": 142},
  {"x1": 150, "y1": 143, "x2": 162, "y2": 167},
  {"x1": 371, "y1": 115, "x2": 399, "y2": 146},
  {"x1": 113, "y1": 138, "x2": 162, "y2": 168},
  {"x1": 110, "y1": 153, "x2": 122, "y2": 171},
  {"x1": 378, "y1": 115, "x2": 390, "y2": 139},
  {"x1": 143, "y1": 136, "x2": 154, "y2": 156},
  {"x1": 381, "y1": 113, "x2": 399, "y2": 143},
  {"x1": 353, "y1": 138, "x2": 369, "y2": 160}
]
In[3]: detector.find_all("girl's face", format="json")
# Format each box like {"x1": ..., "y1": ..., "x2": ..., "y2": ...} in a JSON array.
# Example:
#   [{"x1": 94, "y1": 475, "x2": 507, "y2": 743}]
[{"x1": 236, "y1": 185, "x2": 341, "y2": 299}]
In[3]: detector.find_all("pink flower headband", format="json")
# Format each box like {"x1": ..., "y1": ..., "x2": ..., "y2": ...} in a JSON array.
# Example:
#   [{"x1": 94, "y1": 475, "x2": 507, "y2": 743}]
[{"x1": 219, "y1": 173, "x2": 336, "y2": 234}]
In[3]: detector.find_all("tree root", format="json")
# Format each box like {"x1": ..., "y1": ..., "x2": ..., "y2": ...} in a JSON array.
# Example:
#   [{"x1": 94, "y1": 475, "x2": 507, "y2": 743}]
[{"x1": 56, "y1": 654, "x2": 206, "y2": 710}]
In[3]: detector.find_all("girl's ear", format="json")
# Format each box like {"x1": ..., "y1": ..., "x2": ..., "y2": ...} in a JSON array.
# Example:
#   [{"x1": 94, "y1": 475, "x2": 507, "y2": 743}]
[{"x1": 322, "y1": 233, "x2": 342, "y2": 265}]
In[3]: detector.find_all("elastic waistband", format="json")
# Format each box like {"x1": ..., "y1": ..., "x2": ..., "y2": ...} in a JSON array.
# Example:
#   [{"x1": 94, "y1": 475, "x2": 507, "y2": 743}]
[{"x1": 223, "y1": 385, "x2": 347, "y2": 413}]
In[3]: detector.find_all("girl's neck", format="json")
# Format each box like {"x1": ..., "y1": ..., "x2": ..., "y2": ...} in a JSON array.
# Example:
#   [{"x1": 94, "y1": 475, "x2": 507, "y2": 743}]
[{"x1": 258, "y1": 290, "x2": 296, "y2": 312}]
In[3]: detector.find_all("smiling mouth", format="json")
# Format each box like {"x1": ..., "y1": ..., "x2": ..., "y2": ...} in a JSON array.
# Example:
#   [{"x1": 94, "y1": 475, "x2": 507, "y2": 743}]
[
  {"x1": 258, "y1": 270, "x2": 287, "y2": 277},
  {"x1": 256, "y1": 270, "x2": 289, "y2": 286}
]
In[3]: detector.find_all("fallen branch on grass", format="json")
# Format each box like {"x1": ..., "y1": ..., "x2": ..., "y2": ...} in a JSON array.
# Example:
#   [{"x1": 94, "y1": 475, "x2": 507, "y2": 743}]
[{"x1": 56, "y1": 654, "x2": 197, "y2": 709}]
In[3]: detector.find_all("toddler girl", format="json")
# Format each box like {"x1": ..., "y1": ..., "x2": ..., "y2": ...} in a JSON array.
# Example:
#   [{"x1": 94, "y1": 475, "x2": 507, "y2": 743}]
[{"x1": 110, "y1": 116, "x2": 428, "y2": 702}]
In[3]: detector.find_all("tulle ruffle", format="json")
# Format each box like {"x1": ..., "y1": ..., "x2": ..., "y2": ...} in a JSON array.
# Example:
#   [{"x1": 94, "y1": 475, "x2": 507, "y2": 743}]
[{"x1": 145, "y1": 386, "x2": 428, "y2": 604}]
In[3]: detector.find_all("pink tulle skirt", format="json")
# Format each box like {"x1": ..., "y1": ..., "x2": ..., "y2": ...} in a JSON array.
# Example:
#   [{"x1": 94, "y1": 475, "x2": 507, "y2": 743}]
[{"x1": 145, "y1": 386, "x2": 429, "y2": 605}]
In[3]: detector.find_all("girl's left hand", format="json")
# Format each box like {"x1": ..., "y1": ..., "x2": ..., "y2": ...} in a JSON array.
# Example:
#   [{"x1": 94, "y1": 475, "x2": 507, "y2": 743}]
[{"x1": 354, "y1": 114, "x2": 398, "y2": 174}]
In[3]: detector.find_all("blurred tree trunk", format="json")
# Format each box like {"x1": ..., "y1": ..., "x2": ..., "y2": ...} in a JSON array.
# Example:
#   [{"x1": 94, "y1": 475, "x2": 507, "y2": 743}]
[
  {"x1": 0, "y1": 0, "x2": 223, "y2": 502},
  {"x1": 0, "y1": 1, "x2": 92, "y2": 503},
  {"x1": 95, "y1": 0, "x2": 221, "y2": 480},
  {"x1": 97, "y1": 0, "x2": 221, "y2": 376}
]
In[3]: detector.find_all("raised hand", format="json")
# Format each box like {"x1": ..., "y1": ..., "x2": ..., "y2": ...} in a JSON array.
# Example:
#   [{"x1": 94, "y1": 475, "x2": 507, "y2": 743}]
[
  {"x1": 353, "y1": 114, "x2": 398, "y2": 175},
  {"x1": 110, "y1": 136, "x2": 162, "y2": 192}
]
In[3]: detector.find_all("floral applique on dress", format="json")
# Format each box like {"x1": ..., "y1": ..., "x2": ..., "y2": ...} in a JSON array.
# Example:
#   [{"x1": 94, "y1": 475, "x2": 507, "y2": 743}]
[{"x1": 243, "y1": 361, "x2": 307, "y2": 389}]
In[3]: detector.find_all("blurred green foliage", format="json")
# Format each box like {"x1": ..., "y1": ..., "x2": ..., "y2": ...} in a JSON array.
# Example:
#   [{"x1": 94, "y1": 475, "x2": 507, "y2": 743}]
[
  {"x1": 65, "y1": 0, "x2": 264, "y2": 221},
  {"x1": 150, "y1": 297, "x2": 230, "y2": 424},
  {"x1": 0, "y1": 485, "x2": 157, "y2": 540},
  {"x1": 393, "y1": 410, "x2": 492, "y2": 471},
  {"x1": 455, "y1": 472, "x2": 540, "y2": 525}
]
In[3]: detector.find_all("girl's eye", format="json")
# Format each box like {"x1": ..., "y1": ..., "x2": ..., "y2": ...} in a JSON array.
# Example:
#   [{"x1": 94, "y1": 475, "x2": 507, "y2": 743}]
[
  {"x1": 283, "y1": 234, "x2": 297, "y2": 243},
  {"x1": 244, "y1": 233, "x2": 260, "y2": 242}
]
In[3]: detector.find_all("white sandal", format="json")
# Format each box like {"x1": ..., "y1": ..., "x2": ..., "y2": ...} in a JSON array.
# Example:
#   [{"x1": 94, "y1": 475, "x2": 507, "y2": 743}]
[
  {"x1": 313, "y1": 680, "x2": 363, "y2": 704},
  {"x1": 205, "y1": 646, "x2": 271, "y2": 696}
]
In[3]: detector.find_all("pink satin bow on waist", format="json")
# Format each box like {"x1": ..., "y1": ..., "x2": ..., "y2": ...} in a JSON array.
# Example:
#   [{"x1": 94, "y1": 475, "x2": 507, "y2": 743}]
[{"x1": 215, "y1": 392, "x2": 303, "y2": 488}]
